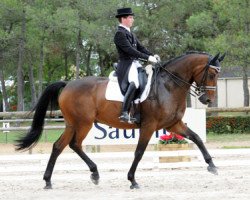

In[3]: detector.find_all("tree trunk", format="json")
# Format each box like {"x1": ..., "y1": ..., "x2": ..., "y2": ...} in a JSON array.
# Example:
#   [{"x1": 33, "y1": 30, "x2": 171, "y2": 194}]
[
  {"x1": 0, "y1": 65, "x2": 10, "y2": 112},
  {"x1": 98, "y1": 52, "x2": 105, "y2": 76},
  {"x1": 86, "y1": 45, "x2": 92, "y2": 76},
  {"x1": 28, "y1": 64, "x2": 37, "y2": 108},
  {"x1": 242, "y1": 65, "x2": 249, "y2": 106},
  {"x1": 64, "y1": 51, "x2": 68, "y2": 80},
  {"x1": 38, "y1": 35, "x2": 45, "y2": 97},
  {"x1": 76, "y1": 29, "x2": 81, "y2": 79},
  {"x1": 17, "y1": 9, "x2": 26, "y2": 111},
  {"x1": 97, "y1": 47, "x2": 109, "y2": 76},
  {"x1": 245, "y1": 0, "x2": 249, "y2": 34},
  {"x1": 243, "y1": 0, "x2": 249, "y2": 107}
]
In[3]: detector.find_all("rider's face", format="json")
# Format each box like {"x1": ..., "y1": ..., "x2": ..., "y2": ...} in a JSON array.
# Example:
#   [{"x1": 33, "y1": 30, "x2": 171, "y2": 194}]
[{"x1": 121, "y1": 15, "x2": 134, "y2": 28}]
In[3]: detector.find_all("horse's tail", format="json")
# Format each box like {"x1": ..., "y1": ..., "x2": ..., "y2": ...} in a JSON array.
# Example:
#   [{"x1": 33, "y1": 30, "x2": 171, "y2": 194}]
[{"x1": 15, "y1": 81, "x2": 67, "y2": 151}]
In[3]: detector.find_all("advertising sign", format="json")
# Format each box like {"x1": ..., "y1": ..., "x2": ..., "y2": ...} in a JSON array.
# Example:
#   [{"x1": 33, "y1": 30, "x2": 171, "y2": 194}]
[{"x1": 82, "y1": 108, "x2": 206, "y2": 145}]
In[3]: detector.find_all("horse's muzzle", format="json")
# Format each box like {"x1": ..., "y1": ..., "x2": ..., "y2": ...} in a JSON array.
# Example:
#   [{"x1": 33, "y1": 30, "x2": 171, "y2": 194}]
[{"x1": 198, "y1": 93, "x2": 212, "y2": 105}]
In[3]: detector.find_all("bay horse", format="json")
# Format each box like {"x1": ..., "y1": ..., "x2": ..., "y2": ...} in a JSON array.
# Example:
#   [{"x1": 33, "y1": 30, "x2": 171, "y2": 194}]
[{"x1": 16, "y1": 52, "x2": 225, "y2": 189}]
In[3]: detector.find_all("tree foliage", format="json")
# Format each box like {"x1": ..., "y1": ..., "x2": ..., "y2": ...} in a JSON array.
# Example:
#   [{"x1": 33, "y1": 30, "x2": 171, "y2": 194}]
[{"x1": 0, "y1": 0, "x2": 249, "y2": 110}]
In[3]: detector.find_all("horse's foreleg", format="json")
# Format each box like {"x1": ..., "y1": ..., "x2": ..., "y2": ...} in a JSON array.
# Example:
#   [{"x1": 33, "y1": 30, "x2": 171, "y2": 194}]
[
  {"x1": 128, "y1": 142, "x2": 148, "y2": 189},
  {"x1": 128, "y1": 130, "x2": 152, "y2": 189},
  {"x1": 184, "y1": 127, "x2": 218, "y2": 175},
  {"x1": 43, "y1": 127, "x2": 74, "y2": 189}
]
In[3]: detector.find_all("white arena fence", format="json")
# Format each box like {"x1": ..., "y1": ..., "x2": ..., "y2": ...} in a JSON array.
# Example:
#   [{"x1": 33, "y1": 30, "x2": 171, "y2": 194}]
[
  {"x1": 0, "y1": 108, "x2": 207, "y2": 144},
  {"x1": 0, "y1": 107, "x2": 249, "y2": 150}
]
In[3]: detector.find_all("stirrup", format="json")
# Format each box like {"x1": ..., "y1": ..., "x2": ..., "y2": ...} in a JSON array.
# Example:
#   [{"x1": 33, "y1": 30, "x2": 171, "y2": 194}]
[{"x1": 119, "y1": 113, "x2": 137, "y2": 124}]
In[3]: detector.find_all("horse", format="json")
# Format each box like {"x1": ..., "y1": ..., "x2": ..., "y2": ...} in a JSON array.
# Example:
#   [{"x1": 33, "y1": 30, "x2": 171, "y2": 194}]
[{"x1": 16, "y1": 52, "x2": 225, "y2": 189}]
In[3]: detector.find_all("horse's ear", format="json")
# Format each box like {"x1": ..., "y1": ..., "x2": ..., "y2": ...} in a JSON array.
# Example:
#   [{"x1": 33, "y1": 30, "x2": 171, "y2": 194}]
[
  {"x1": 218, "y1": 53, "x2": 226, "y2": 62},
  {"x1": 210, "y1": 53, "x2": 220, "y2": 64}
]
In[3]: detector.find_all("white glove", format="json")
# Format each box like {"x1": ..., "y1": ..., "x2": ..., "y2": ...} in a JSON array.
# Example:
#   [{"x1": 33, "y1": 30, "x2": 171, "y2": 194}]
[
  {"x1": 154, "y1": 54, "x2": 161, "y2": 62},
  {"x1": 145, "y1": 65, "x2": 153, "y2": 75},
  {"x1": 148, "y1": 55, "x2": 157, "y2": 64}
]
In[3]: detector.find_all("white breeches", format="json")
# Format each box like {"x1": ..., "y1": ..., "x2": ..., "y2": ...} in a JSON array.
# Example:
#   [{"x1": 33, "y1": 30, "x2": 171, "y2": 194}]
[{"x1": 128, "y1": 60, "x2": 142, "y2": 89}]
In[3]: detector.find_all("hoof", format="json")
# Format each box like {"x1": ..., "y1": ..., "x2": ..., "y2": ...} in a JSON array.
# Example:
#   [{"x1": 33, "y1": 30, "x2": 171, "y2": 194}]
[
  {"x1": 207, "y1": 166, "x2": 218, "y2": 175},
  {"x1": 91, "y1": 172, "x2": 100, "y2": 185},
  {"x1": 130, "y1": 182, "x2": 140, "y2": 189},
  {"x1": 44, "y1": 181, "x2": 52, "y2": 189}
]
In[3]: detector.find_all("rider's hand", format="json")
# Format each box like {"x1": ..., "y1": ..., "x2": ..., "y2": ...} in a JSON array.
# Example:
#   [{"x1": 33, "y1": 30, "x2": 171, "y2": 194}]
[
  {"x1": 148, "y1": 55, "x2": 157, "y2": 64},
  {"x1": 145, "y1": 65, "x2": 153, "y2": 74},
  {"x1": 154, "y1": 54, "x2": 161, "y2": 62}
]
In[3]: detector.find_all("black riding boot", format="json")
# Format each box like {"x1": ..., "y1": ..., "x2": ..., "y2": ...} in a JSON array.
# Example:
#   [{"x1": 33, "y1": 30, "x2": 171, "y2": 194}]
[{"x1": 119, "y1": 82, "x2": 137, "y2": 123}]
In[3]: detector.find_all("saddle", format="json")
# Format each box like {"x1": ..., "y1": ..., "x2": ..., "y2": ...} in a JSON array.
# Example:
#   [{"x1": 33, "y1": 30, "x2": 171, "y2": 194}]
[
  {"x1": 110, "y1": 66, "x2": 148, "y2": 99},
  {"x1": 106, "y1": 65, "x2": 154, "y2": 124},
  {"x1": 106, "y1": 65, "x2": 153, "y2": 103}
]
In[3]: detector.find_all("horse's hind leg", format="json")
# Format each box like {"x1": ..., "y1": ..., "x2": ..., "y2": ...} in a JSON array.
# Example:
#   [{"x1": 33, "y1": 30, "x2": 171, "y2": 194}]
[
  {"x1": 43, "y1": 126, "x2": 74, "y2": 189},
  {"x1": 69, "y1": 124, "x2": 99, "y2": 185}
]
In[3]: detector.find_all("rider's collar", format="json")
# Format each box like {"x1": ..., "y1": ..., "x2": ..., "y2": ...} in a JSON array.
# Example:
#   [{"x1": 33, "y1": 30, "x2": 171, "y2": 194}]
[{"x1": 119, "y1": 24, "x2": 131, "y2": 32}]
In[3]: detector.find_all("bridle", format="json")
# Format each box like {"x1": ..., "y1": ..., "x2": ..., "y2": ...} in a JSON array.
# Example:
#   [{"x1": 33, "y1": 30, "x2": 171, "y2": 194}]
[
  {"x1": 197, "y1": 61, "x2": 220, "y2": 96},
  {"x1": 155, "y1": 56, "x2": 221, "y2": 98}
]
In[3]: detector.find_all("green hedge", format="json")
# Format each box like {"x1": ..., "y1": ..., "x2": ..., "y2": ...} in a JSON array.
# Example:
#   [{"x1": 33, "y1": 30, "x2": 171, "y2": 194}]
[{"x1": 206, "y1": 116, "x2": 250, "y2": 134}]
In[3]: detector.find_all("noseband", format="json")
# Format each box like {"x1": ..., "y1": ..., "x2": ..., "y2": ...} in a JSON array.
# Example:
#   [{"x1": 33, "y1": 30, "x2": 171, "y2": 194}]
[{"x1": 157, "y1": 56, "x2": 221, "y2": 98}]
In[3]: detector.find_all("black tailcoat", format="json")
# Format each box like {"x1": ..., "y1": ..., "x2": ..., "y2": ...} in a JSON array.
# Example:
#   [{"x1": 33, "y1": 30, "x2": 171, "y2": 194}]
[{"x1": 114, "y1": 26, "x2": 152, "y2": 95}]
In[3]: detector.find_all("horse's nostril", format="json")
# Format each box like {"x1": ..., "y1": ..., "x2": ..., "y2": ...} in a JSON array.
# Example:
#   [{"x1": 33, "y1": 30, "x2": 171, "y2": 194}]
[{"x1": 206, "y1": 99, "x2": 211, "y2": 103}]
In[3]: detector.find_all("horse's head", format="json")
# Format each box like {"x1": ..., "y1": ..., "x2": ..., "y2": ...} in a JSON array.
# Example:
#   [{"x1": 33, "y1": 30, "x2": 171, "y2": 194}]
[{"x1": 194, "y1": 53, "x2": 225, "y2": 105}]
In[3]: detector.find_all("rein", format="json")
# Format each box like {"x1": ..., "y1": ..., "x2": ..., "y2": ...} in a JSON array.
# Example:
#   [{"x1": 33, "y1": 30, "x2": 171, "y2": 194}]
[{"x1": 154, "y1": 58, "x2": 220, "y2": 98}]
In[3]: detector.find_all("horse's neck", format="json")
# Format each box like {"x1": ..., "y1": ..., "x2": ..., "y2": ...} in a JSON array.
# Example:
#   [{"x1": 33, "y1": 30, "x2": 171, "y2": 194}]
[
  {"x1": 168, "y1": 54, "x2": 207, "y2": 84},
  {"x1": 154, "y1": 55, "x2": 207, "y2": 100}
]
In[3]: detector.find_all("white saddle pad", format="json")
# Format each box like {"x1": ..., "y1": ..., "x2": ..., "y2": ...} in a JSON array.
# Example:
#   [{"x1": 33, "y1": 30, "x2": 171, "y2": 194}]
[{"x1": 105, "y1": 65, "x2": 154, "y2": 103}]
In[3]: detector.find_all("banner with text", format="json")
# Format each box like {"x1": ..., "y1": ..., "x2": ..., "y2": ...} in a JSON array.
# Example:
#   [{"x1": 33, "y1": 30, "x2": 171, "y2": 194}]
[{"x1": 82, "y1": 108, "x2": 206, "y2": 145}]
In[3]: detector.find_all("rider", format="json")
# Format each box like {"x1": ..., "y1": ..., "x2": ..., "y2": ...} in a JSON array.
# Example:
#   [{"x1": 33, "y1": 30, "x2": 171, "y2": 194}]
[{"x1": 114, "y1": 7, "x2": 160, "y2": 123}]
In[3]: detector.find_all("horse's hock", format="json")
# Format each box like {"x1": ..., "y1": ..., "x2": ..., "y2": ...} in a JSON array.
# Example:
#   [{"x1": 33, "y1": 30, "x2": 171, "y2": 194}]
[{"x1": 157, "y1": 144, "x2": 193, "y2": 163}]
